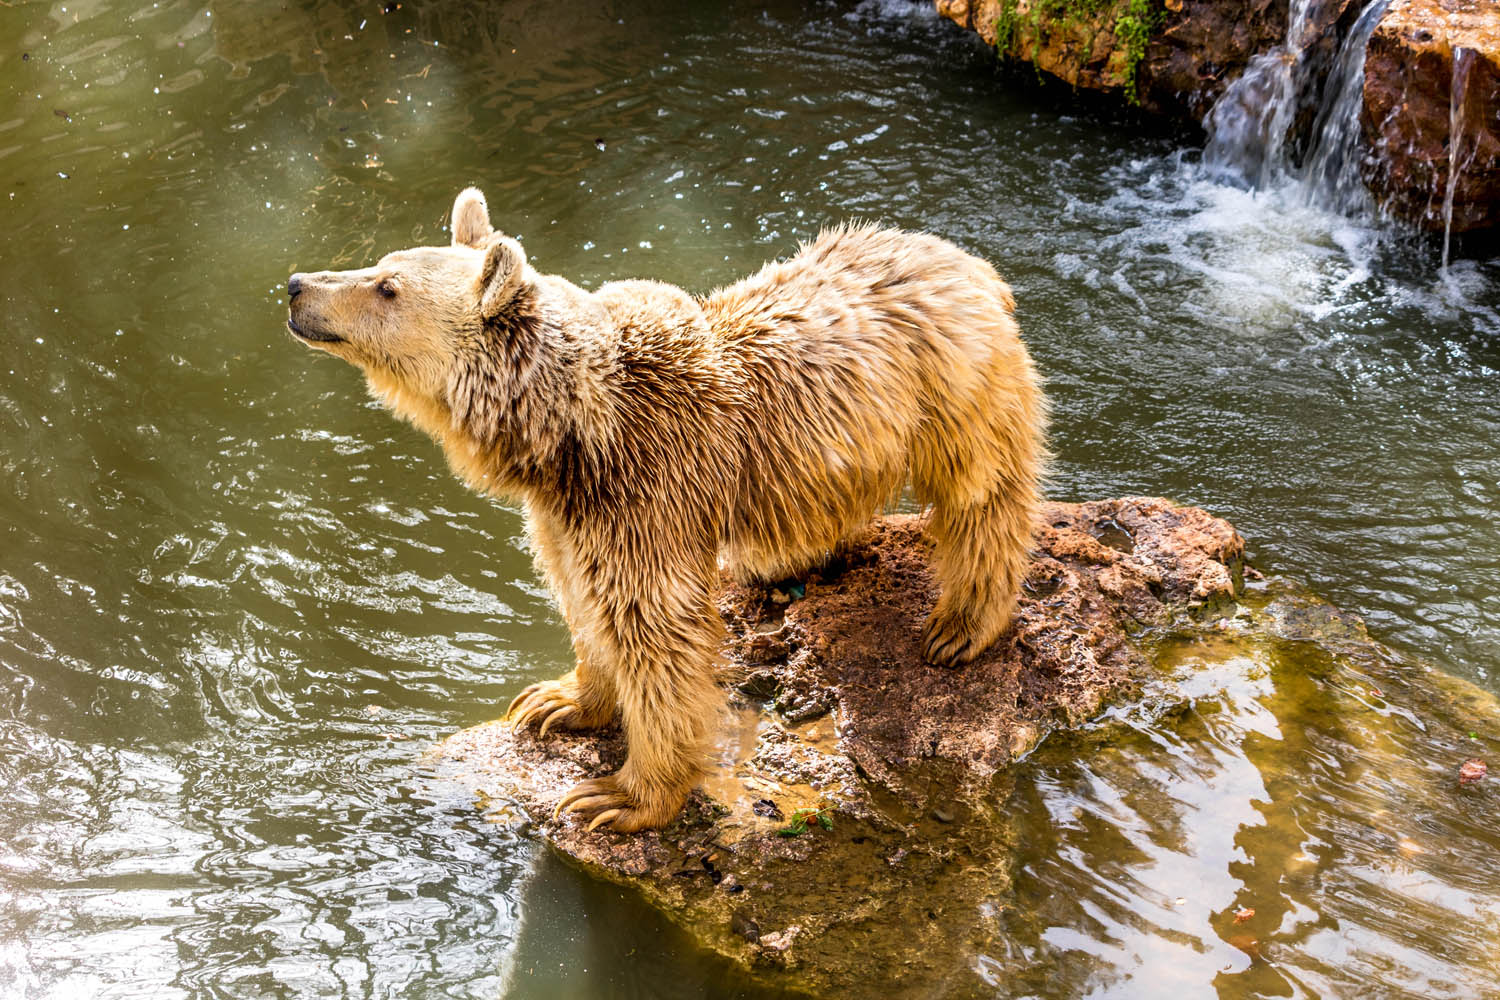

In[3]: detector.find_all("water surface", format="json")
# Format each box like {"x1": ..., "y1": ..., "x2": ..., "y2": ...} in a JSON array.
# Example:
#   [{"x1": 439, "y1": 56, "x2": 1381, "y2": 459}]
[{"x1": 1, "y1": 0, "x2": 1497, "y2": 997}]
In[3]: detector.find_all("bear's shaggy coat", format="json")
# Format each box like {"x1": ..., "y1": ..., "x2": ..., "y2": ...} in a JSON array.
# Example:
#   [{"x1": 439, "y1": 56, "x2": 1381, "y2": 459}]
[{"x1": 285, "y1": 188, "x2": 1046, "y2": 831}]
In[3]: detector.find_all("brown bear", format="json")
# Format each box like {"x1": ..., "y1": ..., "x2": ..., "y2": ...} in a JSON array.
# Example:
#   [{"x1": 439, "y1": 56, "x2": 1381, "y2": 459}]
[{"x1": 284, "y1": 187, "x2": 1047, "y2": 832}]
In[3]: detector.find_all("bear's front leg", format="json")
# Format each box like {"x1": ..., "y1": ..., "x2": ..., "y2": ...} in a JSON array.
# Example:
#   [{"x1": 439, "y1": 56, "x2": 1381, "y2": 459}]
[
  {"x1": 509, "y1": 510, "x2": 620, "y2": 737},
  {"x1": 555, "y1": 565, "x2": 722, "y2": 833}
]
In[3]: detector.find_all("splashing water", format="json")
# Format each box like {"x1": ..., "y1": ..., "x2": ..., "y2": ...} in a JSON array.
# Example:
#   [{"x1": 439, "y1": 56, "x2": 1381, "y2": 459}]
[
  {"x1": 1201, "y1": 0, "x2": 1321, "y2": 189},
  {"x1": 1300, "y1": 0, "x2": 1394, "y2": 214}
]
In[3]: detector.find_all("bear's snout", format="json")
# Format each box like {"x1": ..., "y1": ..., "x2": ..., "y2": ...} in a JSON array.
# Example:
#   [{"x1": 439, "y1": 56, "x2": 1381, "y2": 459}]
[{"x1": 284, "y1": 273, "x2": 346, "y2": 346}]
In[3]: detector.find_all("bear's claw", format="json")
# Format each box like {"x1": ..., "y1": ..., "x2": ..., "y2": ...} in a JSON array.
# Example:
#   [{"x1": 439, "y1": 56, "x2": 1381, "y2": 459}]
[
  {"x1": 921, "y1": 614, "x2": 972, "y2": 667},
  {"x1": 554, "y1": 775, "x2": 676, "y2": 833},
  {"x1": 505, "y1": 675, "x2": 611, "y2": 736}
]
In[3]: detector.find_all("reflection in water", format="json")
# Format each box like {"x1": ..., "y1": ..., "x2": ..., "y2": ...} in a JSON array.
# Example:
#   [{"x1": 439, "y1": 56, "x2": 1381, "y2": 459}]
[
  {"x1": 986, "y1": 606, "x2": 1500, "y2": 998},
  {"x1": 0, "y1": 0, "x2": 1498, "y2": 996}
]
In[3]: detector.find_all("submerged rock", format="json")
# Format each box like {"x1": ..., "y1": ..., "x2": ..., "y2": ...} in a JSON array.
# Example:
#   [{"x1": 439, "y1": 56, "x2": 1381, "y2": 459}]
[{"x1": 433, "y1": 498, "x2": 1247, "y2": 994}]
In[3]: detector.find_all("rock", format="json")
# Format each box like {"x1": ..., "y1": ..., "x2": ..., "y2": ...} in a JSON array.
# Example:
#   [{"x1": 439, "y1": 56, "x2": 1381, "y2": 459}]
[
  {"x1": 933, "y1": 0, "x2": 1355, "y2": 122},
  {"x1": 935, "y1": 0, "x2": 1153, "y2": 101},
  {"x1": 432, "y1": 498, "x2": 1245, "y2": 994},
  {"x1": 1361, "y1": 0, "x2": 1500, "y2": 233}
]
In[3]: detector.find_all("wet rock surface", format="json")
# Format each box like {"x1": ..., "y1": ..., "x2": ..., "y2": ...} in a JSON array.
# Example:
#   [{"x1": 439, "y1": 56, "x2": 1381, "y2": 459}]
[
  {"x1": 934, "y1": 0, "x2": 1353, "y2": 124},
  {"x1": 433, "y1": 498, "x2": 1246, "y2": 994},
  {"x1": 718, "y1": 500, "x2": 1244, "y2": 802},
  {"x1": 1362, "y1": 0, "x2": 1500, "y2": 232}
]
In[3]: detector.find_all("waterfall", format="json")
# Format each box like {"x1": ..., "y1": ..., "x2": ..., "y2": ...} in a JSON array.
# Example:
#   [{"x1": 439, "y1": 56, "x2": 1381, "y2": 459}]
[
  {"x1": 1300, "y1": 0, "x2": 1393, "y2": 214},
  {"x1": 1201, "y1": 0, "x2": 1392, "y2": 216},
  {"x1": 1442, "y1": 46, "x2": 1477, "y2": 271},
  {"x1": 1201, "y1": 0, "x2": 1317, "y2": 189}
]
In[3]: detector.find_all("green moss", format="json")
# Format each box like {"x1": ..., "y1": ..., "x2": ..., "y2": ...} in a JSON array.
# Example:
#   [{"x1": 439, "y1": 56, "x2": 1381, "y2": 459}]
[
  {"x1": 1113, "y1": 0, "x2": 1166, "y2": 103},
  {"x1": 990, "y1": 0, "x2": 1166, "y2": 104},
  {"x1": 992, "y1": 0, "x2": 1021, "y2": 57}
]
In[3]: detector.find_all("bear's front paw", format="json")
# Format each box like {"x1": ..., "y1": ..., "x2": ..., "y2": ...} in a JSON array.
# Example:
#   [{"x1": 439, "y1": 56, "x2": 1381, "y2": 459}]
[
  {"x1": 554, "y1": 774, "x2": 686, "y2": 833},
  {"x1": 506, "y1": 673, "x2": 614, "y2": 737}
]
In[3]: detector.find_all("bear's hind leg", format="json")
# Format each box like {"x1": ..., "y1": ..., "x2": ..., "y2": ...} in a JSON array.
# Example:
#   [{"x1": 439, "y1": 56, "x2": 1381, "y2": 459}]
[{"x1": 922, "y1": 483, "x2": 1035, "y2": 667}]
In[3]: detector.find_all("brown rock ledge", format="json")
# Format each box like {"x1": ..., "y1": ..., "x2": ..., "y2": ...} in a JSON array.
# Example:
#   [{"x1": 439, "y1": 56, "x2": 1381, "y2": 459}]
[
  {"x1": 934, "y1": 0, "x2": 1355, "y2": 126},
  {"x1": 1362, "y1": 0, "x2": 1500, "y2": 233},
  {"x1": 432, "y1": 498, "x2": 1244, "y2": 994}
]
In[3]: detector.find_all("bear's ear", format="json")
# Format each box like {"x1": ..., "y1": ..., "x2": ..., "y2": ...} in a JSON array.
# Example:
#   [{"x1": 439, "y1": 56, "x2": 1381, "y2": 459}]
[
  {"x1": 477, "y1": 235, "x2": 526, "y2": 318},
  {"x1": 451, "y1": 187, "x2": 493, "y2": 248}
]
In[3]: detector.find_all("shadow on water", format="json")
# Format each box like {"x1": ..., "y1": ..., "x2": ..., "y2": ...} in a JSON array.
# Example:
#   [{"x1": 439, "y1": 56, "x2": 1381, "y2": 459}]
[{"x1": 0, "y1": 0, "x2": 1498, "y2": 996}]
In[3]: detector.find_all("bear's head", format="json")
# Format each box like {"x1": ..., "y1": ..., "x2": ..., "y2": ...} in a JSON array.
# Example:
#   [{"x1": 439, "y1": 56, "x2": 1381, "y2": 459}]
[{"x1": 285, "y1": 187, "x2": 530, "y2": 413}]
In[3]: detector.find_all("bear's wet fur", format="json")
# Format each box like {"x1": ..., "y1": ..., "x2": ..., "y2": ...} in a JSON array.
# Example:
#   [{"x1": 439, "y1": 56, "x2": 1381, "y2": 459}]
[{"x1": 285, "y1": 188, "x2": 1047, "y2": 831}]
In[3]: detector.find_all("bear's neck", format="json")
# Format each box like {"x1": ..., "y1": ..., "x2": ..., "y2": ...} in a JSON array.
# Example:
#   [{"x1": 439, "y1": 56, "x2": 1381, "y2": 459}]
[{"x1": 447, "y1": 288, "x2": 601, "y2": 505}]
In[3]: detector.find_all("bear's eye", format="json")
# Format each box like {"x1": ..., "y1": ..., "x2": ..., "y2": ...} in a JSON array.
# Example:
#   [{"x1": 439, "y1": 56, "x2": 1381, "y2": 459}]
[{"x1": 376, "y1": 278, "x2": 398, "y2": 300}]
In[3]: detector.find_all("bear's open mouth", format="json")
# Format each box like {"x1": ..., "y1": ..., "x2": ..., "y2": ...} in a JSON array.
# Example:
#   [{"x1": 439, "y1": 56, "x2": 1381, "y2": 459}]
[{"x1": 287, "y1": 316, "x2": 345, "y2": 344}]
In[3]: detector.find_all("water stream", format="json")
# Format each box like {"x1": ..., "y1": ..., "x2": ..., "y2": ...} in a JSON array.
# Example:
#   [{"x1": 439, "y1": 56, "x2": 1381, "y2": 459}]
[
  {"x1": 1202, "y1": 0, "x2": 1322, "y2": 190},
  {"x1": 1, "y1": 0, "x2": 1498, "y2": 997},
  {"x1": 1442, "y1": 46, "x2": 1478, "y2": 271},
  {"x1": 1300, "y1": 0, "x2": 1393, "y2": 215}
]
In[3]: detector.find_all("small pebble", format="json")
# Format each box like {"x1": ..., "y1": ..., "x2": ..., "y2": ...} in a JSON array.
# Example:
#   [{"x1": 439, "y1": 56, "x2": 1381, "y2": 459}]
[
  {"x1": 593, "y1": 138, "x2": 606, "y2": 151},
  {"x1": 753, "y1": 798, "x2": 783, "y2": 820},
  {"x1": 932, "y1": 807, "x2": 954, "y2": 823},
  {"x1": 730, "y1": 911, "x2": 759, "y2": 943}
]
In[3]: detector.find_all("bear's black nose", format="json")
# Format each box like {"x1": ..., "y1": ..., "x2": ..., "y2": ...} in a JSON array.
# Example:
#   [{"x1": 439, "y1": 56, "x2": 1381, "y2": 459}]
[{"x1": 287, "y1": 273, "x2": 305, "y2": 298}]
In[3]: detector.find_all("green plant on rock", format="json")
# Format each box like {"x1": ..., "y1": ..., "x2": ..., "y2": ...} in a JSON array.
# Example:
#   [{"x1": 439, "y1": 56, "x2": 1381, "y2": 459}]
[
  {"x1": 1114, "y1": 0, "x2": 1166, "y2": 103},
  {"x1": 990, "y1": 0, "x2": 1167, "y2": 105},
  {"x1": 992, "y1": 0, "x2": 1021, "y2": 57},
  {"x1": 777, "y1": 806, "x2": 834, "y2": 837},
  {"x1": 994, "y1": 0, "x2": 1110, "y2": 61}
]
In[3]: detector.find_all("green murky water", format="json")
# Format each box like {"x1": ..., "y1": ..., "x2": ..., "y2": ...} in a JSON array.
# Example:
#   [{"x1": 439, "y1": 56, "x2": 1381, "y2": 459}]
[{"x1": 1, "y1": 0, "x2": 1497, "y2": 996}]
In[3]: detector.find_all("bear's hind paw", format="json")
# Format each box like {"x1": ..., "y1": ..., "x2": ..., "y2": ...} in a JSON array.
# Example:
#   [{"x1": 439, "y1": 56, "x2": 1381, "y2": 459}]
[{"x1": 922, "y1": 608, "x2": 984, "y2": 667}]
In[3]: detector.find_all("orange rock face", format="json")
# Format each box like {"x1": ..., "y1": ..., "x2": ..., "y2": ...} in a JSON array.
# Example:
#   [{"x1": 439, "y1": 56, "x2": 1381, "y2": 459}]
[{"x1": 1362, "y1": 0, "x2": 1500, "y2": 232}]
